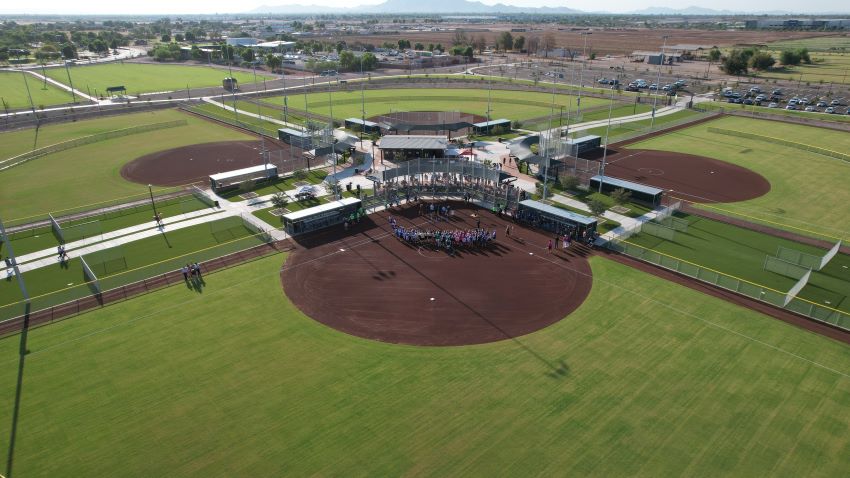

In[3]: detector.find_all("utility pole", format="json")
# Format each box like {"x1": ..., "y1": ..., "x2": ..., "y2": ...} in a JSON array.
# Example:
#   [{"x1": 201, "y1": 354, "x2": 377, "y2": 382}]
[
  {"x1": 599, "y1": 85, "x2": 616, "y2": 193},
  {"x1": 650, "y1": 35, "x2": 668, "y2": 130}
]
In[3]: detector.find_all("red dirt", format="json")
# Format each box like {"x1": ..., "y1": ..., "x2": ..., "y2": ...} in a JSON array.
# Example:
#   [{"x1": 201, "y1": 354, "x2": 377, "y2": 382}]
[
  {"x1": 120, "y1": 138, "x2": 310, "y2": 187},
  {"x1": 280, "y1": 201, "x2": 593, "y2": 346},
  {"x1": 602, "y1": 147, "x2": 771, "y2": 203}
]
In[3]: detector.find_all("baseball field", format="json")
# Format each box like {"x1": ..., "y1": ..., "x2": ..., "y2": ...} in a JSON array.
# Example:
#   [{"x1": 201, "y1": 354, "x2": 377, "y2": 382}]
[
  {"x1": 0, "y1": 71, "x2": 75, "y2": 110},
  {"x1": 2, "y1": 81, "x2": 850, "y2": 476},
  {"x1": 43, "y1": 63, "x2": 274, "y2": 96},
  {"x1": 625, "y1": 115, "x2": 850, "y2": 239},
  {"x1": 258, "y1": 87, "x2": 612, "y2": 123},
  {"x1": 1, "y1": 251, "x2": 849, "y2": 476}
]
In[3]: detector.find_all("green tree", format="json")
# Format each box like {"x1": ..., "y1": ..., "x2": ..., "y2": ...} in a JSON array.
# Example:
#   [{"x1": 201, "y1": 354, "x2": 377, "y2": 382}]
[
  {"x1": 514, "y1": 35, "x2": 525, "y2": 52},
  {"x1": 708, "y1": 48, "x2": 721, "y2": 62},
  {"x1": 610, "y1": 188, "x2": 632, "y2": 205},
  {"x1": 175, "y1": 33, "x2": 184, "y2": 42},
  {"x1": 780, "y1": 49, "x2": 801, "y2": 65},
  {"x1": 749, "y1": 51, "x2": 775, "y2": 71},
  {"x1": 497, "y1": 31, "x2": 514, "y2": 52},
  {"x1": 265, "y1": 54, "x2": 281, "y2": 72},
  {"x1": 161, "y1": 34, "x2": 171, "y2": 42},
  {"x1": 799, "y1": 48, "x2": 812, "y2": 64},
  {"x1": 60, "y1": 43, "x2": 77, "y2": 59},
  {"x1": 271, "y1": 192, "x2": 289, "y2": 209},
  {"x1": 414, "y1": 42, "x2": 424, "y2": 50},
  {"x1": 588, "y1": 199, "x2": 607, "y2": 217},
  {"x1": 560, "y1": 175, "x2": 579, "y2": 191},
  {"x1": 720, "y1": 49, "x2": 750, "y2": 75}
]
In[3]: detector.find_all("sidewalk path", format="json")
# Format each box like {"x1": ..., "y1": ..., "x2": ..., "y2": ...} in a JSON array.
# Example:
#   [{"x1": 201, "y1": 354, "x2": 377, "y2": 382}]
[{"x1": 14, "y1": 208, "x2": 231, "y2": 274}]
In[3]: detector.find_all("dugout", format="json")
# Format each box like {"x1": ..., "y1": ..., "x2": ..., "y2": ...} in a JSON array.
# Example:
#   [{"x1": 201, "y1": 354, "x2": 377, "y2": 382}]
[
  {"x1": 282, "y1": 197, "x2": 362, "y2": 235},
  {"x1": 378, "y1": 135, "x2": 448, "y2": 162},
  {"x1": 278, "y1": 128, "x2": 313, "y2": 149},
  {"x1": 589, "y1": 175, "x2": 663, "y2": 207},
  {"x1": 517, "y1": 200, "x2": 597, "y2": 236},
  {"x1": 565, "y1": 135, "x2": 602, "y2": 157},
  {"x1": 209, "y1": 164, "x2": 278, "y2": 192},
  {"x1": 344, "y1": 118, "x2": 380, "y2": 134},
  {"x1": 472, "y1": 119, "x2": 511, "y2": 135}
]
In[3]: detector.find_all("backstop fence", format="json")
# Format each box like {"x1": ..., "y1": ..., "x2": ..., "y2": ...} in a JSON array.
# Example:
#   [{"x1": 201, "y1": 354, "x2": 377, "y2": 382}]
[{"x1": 378, "y1": 158, "x2": 520, "y2": 210}]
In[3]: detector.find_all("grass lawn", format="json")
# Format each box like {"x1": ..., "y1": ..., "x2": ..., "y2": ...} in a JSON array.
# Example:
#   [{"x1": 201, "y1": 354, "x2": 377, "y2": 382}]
[
  {"x1": 259, "y1": 88, "x2": 610, "y2": 123},
  {"x1": 190, "y1": 102, "x2": 283, "y2": 137},
  {"x1": 0, "y1": 109, "x2": 253, "y2": 222},
  {"x1": 757, "y1": 51, "x2": 850, "y2": 85},
  {"x1": 44, "y1": 63, "x2": 274, "y2": 96},
  {"x1": 0, "y1": 216, "x2": 266, "y2": 319},
  {"x1": 577, "y1": 108, "x2": 704, "y2": 140},
  {"x1": 626, "y1": 212, "x2": 850, "y2": 313},
  {"x1": 1, "y1": 253, "x2": 850, "y2": 476},
  {"x1": 626, "y1": 115, "x2": 850, "y2": 240},
  {"x1": 218, "y1": 170, "x2": 328, "y2": 200},
  {"x1": 0, "y1": 71, "x2": 75, "y2": 110}
]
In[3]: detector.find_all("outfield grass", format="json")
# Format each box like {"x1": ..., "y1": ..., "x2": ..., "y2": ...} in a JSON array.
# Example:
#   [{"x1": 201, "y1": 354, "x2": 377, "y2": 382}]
[
  {"x1": 259, "y1": 88, "x2": 610, "y2": 124},
  {"x1": 0, "y1": 216, "x2": 266, "y2": 317},
  {"x1": 626, "y1": 212, "x2": 850, "y2": 313},
  {"x1": 0, "y1": 71, "x2": 75, "y2": 110},
  {"x1": 0, "y1": 109, "x2": 254, "y2": 221},
  {"x1": 626, "y1": 115, "x2": 850, "y2": 239},
  {"x1": 1, "y1": 253, "x2": 849, "y2": 476},
  {"x1": 44, "y1": 63, "x2": 274, "y2": 96}
]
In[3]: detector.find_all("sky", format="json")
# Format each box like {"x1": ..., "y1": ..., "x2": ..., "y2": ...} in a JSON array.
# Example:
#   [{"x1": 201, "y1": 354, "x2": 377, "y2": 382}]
[{"x1": 0, "y1": 0, "x2": 847, "y2": 15}]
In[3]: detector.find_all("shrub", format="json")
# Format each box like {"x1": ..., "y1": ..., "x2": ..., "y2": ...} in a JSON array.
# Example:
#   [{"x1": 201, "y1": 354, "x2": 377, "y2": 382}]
[
  {"x1": 588, "y1": 199, "x2": 607, "y2": 217},
  {"x1": 271, "y1": 192, "x2": 289, "y2": 208}
]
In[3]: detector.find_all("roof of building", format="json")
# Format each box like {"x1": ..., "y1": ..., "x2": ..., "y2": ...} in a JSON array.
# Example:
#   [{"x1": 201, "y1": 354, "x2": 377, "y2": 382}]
[
  {"x1": 209, "y1": 163, "x2": 277, "y2": 182},
  {"x1": 279, "y1": 127, "x2": 311, "y2": 138},
  {"x1": 566, "y1": 135, "x2": 601, "y2": 145},
  {"x1": 518, "y1": 200, "x2": 597, "y2": 226},
  {"x1": 282, "y1": 197, "x2": 361, "y2": 222},
  {"x1": 590, "y1": 175, "x2": 664, "y2": 196},
  {"x1": 345, "y1": 117, "x2": 379, "y2": 128},
  {"x1": 256, "y1": 40, "x2": 296, "y2": 49},
  {"x1": 472, "y1": 118, "x2": 511, "y2": 128},
  {"x1": 378, "y1": 135, "x2": 448, "y2": 150}
]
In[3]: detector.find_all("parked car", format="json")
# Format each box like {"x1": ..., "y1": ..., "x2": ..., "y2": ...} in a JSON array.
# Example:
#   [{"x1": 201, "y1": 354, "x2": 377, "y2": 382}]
[
  {"x1": 799, "y1": 98, "x2": 810, "y2": 105},
  {"x1": 831, "y1": 99, "x2": 841, "y2": 106},
  {"x1": 768, "y1": 102, "x2": 779, "y2": 108},
  {"x1": 649, "y1": 83, "x2": 658, "y2": 90},
  {"x1": 786, "y1": 105, "x2": 796, "y2": 110},
  {"x1": 826, "y1": 107, "x2": 836, "y2": 114},
  {"x1": 805, "y1": 106, "x2": 816, "y2": 112},
  {"x1": 743, "y1": 99, "x2": 754, "y2": 105},
  {"x1": 772, "y1": 89, "x2": 783, "y2": 95},
  {"x1": 817, "y1": 101, "x2": 828, "y2": 107},
  {"x1": 597, "y1": 78, "x2": 609, "y2": 84}
]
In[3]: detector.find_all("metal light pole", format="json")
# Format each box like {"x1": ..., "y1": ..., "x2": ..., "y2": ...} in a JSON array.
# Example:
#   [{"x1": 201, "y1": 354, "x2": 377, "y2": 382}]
[
  {"x1": 542, "y1": 70, "x2": 558, "y2": 200},
  {"x1": 252, "y1": 64, "x2": 268, "y2": 166},
  {"x1": 360, "y1": 53, "x2": 366, "y2": 146},
  {"x1": 63, "y1": 56, "x2": 78, "y2": 103},
  {"x1": 650, "y1": 35, "x2": 668, "y2": 130},
  {"x1": 599, "y1": 85, "x2": 616, "y2": 193},
  {"x1": 577, "y1": 32, "x2": 591, "y2": 116},
  {"x1": 20, "y1": 69, "x2": 36, "y2": 114},
  {"x1": 148, "y1": 184, "x2": 159, "y2": 218}
]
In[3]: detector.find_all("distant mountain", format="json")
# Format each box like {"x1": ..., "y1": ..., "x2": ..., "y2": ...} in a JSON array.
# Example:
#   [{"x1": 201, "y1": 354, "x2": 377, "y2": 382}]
[
  {"x1": 624, "y1": 6, "x2": 794, "y2": 15},
  {"x1": 251, "y1": 0, "x2": 581, "y2": 14}
]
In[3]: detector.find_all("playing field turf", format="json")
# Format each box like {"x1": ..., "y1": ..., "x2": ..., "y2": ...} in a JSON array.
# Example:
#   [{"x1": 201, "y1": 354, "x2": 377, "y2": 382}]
[
  {"x1": 1, "y1": 253, "x2": 849, "y2": 476},
  {"x1": 259, "y1": 87, "x2": 610, "y2": 123},
  {"x1": 0, "y1": 109, "x2": 253, "y2": 221},
  {"x1": 578, "y1": 109, "x2": 704, "y2": 140},
  {"x1": 43, "y1": 63, "x2": 274, "y2": 96},
  {"x1": 626, "y1": 116, "x2": 850, "y2": 240},
  {"x1": 626, "y1": 213, "x2": 850, "y2": 313},
  {"x1": 0, "y1": 216, "x2": 265, "y2": 319},
  {"x1": 0, "y1": 71, "x2": 75, "y2": 110}
]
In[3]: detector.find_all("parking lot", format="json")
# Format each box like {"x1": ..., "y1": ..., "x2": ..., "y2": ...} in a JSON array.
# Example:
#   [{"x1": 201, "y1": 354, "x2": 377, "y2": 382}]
[{"x1": 719, "y1": 84, "x2": 850, "y2": 115}]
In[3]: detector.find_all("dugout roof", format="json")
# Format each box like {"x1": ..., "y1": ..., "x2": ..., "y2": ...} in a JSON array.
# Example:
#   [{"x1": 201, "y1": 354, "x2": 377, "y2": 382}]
[
  {"x1": 209, "y1": 164, "x2": 277, "y2": 182},
  {"x1": 282, "y1": 197, "x2": 361, "y2": 222},
  {"x1": 378, "y1": 135, "x2": 448, "y2": 151},
  {"x1": 590, "y1": 175, "x2": 663, "y2": 196},
  {"x1": 519, "y1": 200, "x2": 597, "y2": 226}
]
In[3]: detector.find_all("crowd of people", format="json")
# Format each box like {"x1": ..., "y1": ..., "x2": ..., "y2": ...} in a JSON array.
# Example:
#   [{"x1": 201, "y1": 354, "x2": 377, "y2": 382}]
[{"x1": 388, "y1": 215, "x2": 496, "y2": 253}]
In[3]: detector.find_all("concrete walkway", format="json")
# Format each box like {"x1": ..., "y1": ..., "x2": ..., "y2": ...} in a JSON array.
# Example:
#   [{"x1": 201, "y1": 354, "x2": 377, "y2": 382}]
[{"x1": 14, "y1": 208, "x2": 232, "y2": 274}]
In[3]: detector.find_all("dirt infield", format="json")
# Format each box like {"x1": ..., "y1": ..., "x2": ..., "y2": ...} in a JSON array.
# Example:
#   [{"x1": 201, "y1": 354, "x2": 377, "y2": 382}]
[
  {"x1": 121, "y1": 139, "x2": 309, "y2": 187},
  {"x1": 280, "y1": 201, "x2": 592, "y2": 346},
  {"x1": 601, "y1": 147, "x2": 771, "y2": 203}
]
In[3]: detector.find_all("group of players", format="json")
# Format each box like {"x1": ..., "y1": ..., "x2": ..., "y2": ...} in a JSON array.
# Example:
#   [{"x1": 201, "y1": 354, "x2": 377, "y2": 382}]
[{"x1": 388, "y1": 215, "x2": 496, "y2": 252}]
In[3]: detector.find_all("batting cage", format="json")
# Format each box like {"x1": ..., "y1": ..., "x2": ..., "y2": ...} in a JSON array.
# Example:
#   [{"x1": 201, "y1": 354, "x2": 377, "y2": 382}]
[{"x1": 85, "y1": 245, "x2": 128, "y2": 277}]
